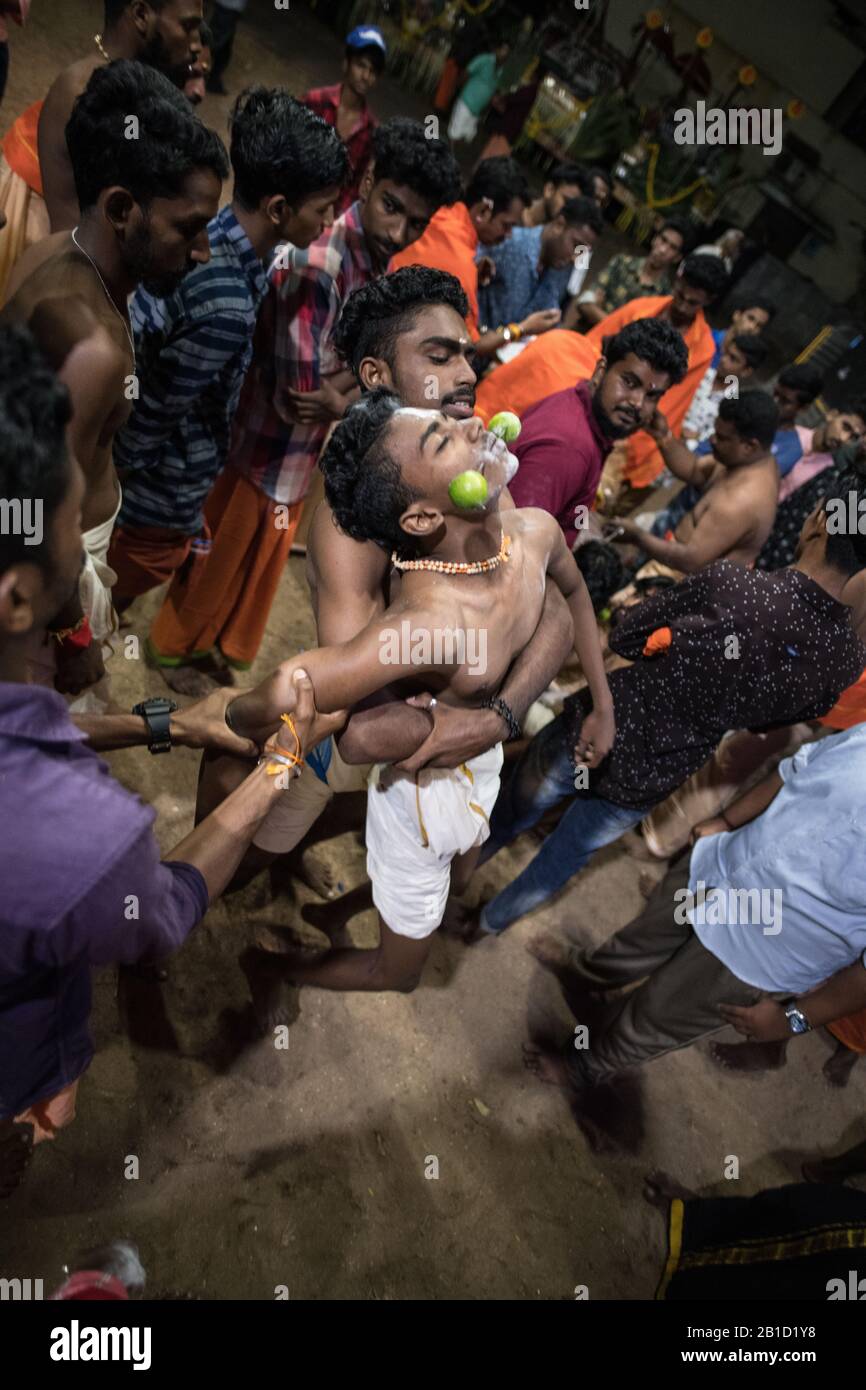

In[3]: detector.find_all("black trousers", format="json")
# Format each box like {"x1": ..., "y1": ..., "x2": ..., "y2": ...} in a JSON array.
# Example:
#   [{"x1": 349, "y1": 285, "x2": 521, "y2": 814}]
[{"x1": 208, "y1": 3, "x2": 241, "y2": 85}]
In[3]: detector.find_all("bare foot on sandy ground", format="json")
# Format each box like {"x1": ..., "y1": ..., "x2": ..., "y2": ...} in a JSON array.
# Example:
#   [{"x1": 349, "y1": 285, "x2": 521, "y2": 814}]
[
  {"x1": 239, "y1": 945, "x2": 308, "y2": 1036},
  {"x1": 526, "y1": 932, "x2": 574, "y2": 972},
  {"x1": 709, "y1": 1039, "x2": 787, "y2": 1073},
  {"x1": 289, "y1": 846, "x2": 338, "y2": 899},
  {"x1": 823, "y1": 1041, "x2": 860, "y2": 1088}
]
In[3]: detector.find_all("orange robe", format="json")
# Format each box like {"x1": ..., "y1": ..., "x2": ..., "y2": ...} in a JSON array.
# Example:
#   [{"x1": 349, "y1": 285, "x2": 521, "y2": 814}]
[
  {"x1": 474, "y1": 328, "x2": 598, "y2": 425},
  {"x1": 586, "y1": 296, "x2": 715, "y2": 488},
  {"x1": 389, "y1": 201, "x2": 481, "y2": 340}
]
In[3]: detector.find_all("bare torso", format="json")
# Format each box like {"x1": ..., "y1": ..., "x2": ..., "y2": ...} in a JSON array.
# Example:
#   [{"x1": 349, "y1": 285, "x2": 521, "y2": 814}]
[
  {"x1": 3, "y1": 236, "x2": 133, "y2": 533},
  {"x1": 676, "y1": 455, "x2": 779, "y2": 567}
]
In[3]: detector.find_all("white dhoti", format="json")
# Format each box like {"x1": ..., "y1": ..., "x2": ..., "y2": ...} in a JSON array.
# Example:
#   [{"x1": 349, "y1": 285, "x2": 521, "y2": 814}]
[
  {"x1": 29, "y1": 492, "x2": 121, "y2": 713},
  {"x1": 447, "y1": 98, "x2": 478, "y2": 143},
  {"x1": 366, "y1": 743, "x2": 503, "y2": 939}
]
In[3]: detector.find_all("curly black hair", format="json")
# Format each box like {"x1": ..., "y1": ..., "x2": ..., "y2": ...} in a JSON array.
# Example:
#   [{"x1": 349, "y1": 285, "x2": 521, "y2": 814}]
[
  {"x1": 319, "y1": 389, "x2": 422, "y2": 554},
  {"x1": 777, "y1": 362, "x2": 822, "y2": 405},
  {"x1": 67, "y1": 60, "x2": 229, "y2": 212},
  {"x1": 230, "y1": 87, "x2": 348, "y2": 210},
  {"x1": 729, "y1": 332, "x2": 769, "y2": 371},
  {"x1": 371, "y1": 117, "x2": 462, "y2": 210},
  {"x1": 717, "y1": 389, "x2": 779, "y2": 449},
  {"x1": 0, "y1": 325, "x2": 72, "y2": 575},
  {"x1": 602, "y1": 318, "x2": 689, "y2": 386},
  {"x1": 465, "y1": 156, "x2": 530, "y2": 214},
  {"x1": 679, "y1": 252, "x2": 729, "y2": 300},
  {"x1": 558, "y1": 196, "x2": 604, "y2": 235},
  {"x1": 333, "y1": 267, "x2": 469, "y2": 376},
  {"x1": 658, "y1": 214, "x2": 692, "y2": 250},
  {"x1": 549, "y1": 162, "x2": 589, "y2": 191},
  {"x1": 574, "y1": 540, "x2": 629, "y2": 614}
]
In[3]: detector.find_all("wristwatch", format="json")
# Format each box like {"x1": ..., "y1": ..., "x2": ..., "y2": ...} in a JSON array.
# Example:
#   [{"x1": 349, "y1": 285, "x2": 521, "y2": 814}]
[
  {"x1": 784, "y1": 1003, "x2": 812, "y2": 1035},
  {"x1": 132, "y1": 697, "x2": 178, "y2": 755}
]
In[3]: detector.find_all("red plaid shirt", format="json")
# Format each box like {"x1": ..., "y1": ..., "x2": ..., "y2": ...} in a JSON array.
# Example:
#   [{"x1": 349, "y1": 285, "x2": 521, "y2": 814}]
[
  {"x1": 301, "y1": 83, "x2": 377, "y2": 216},
  {"x1": 227, "y1": 201, "x2": 375, "y2": 505}
]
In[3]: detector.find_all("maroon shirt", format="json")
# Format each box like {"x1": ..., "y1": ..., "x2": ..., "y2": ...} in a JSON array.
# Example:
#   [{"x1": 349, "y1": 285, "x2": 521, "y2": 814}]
[
  {"x1": 301, "y1": 83, "x2": 377, "y2": 216},
  {"x1": 508, "y1": 380, "x2": 613, "y2": 546}
]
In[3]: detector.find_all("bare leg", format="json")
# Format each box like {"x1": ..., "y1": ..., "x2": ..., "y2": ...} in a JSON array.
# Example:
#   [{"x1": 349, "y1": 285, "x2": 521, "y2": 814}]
[
  {"x1": 823, "y1": 1038, "x2": 860, "y2": 1088},
  {"x1": 240, "y1": 916, "x2": 433, "y2": 1031},
  {"x1": 302, "y1": 881, "x2": 374, "y2": 933}
]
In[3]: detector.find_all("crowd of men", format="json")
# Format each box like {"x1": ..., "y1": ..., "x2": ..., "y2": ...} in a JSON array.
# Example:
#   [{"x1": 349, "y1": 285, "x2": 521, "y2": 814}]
[{"x1": 2, "y1": 1, "x2": 866, "y2": 1214}]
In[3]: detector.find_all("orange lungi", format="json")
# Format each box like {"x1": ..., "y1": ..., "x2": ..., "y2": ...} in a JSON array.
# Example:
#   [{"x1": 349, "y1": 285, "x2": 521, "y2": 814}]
[
  {"x1": 0, "y1": 99, "x2": 50, "y2": 304},
  {"x1": 148, "y1": 466, "x2": 304, "y2": 670},
  {"x1": 108, "y1": 521, "x2": 211, "y2": 605},
  {"x1": 15, "y1": 1078, "x2": 80, "y2": 1144},
  {"x1": 828, "y1": 1010, "x2": 866, "y2": 1054}
]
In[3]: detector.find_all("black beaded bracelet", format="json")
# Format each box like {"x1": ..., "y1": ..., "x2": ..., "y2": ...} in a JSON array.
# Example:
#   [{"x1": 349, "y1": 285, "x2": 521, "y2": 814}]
[{"x1": 483, "y1": 694, "x2": 522, "y2": 742}]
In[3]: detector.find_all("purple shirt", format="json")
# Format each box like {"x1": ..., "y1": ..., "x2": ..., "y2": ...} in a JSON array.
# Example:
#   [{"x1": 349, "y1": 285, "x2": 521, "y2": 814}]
[
  {"x1": 508, "y1": 381, "x2": 613, "y2": 546},
  {"x1": 0, "y1": 683, "x2": 207, "y2": 1118}
]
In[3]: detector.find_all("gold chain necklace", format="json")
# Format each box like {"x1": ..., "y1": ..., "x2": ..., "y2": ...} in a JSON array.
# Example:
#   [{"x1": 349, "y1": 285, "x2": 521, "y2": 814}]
[
  {"x1": 94, "y1": 33, "x2": 110, "y2": 62},
  {"x1": 70, "y1": 226, "x2": 136, "y2": 366},
  {"x1": 391, "y1": 532, "x2": 511, "y2": 576}
]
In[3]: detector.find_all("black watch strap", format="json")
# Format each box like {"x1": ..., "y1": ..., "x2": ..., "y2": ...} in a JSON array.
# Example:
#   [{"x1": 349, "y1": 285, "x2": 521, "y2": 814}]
[
  {"x1": 483, "y1": 695, "x2": 522, "y2": 742},
  {"x1": 132, "y1": 698, "x2": 178, "y2": 754}
]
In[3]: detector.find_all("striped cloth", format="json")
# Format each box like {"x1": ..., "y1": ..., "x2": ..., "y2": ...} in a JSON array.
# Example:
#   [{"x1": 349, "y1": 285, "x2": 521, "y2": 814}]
[
  {"x1": 227, "y1": 199, "x2": 375, "y2": 506},
  {"x1": 114, "y1": 203, "x2": 270, "y2": 535}
]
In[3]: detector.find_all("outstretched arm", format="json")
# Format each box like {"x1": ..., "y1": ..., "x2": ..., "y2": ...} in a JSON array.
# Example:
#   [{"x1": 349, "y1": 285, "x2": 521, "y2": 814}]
[
  {"x1": 618, "y1": 491, "x2": 745, "y2": 573},
  {"x1": 541, "y1": 513, "x2": 615, "y2": 765}
]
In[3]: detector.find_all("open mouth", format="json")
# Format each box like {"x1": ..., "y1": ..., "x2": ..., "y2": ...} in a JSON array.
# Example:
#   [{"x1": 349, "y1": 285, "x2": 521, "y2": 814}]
[{"x1": 443, "y1": 397, "x2": 475, "y2": 420}]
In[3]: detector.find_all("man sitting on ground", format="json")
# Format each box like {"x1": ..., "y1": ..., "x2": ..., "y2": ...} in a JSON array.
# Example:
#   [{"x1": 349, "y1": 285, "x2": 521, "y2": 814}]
[
  {"x1": 575, "y1": 216, "x2": 688, "y2": 329},
  {"x1": 478, "y1": 195, "x2": 603, "y2": 333},
  {"x1": 615, "y1": 391, "x2": 780, "y2": 575}
]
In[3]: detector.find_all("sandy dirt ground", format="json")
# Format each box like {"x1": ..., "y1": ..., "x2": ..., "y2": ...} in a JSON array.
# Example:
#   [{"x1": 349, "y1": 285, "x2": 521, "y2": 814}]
[{"x1": 1, "y1": 0, "x2": 864, "y2": 1301}]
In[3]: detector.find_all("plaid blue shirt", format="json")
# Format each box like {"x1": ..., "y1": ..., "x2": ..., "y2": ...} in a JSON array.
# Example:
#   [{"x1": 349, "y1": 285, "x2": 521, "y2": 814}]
[
  {"x1": 477, "y1": 224, "x2": 572, "y2": 329},
  {"x1": 114, "y1": 204, "x2": 270, "y2": 534}
]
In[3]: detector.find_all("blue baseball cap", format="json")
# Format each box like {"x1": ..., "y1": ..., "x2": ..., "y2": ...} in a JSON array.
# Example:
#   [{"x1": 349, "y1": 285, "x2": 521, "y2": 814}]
[{"x1": 346, "y1": 24, "x2": 387, "y2": 57}]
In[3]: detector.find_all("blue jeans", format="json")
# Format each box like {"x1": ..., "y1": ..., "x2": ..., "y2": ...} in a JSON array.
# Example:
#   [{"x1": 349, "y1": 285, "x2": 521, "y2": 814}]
[{"x1": 479, "y1": 713, "x2": 651, "y2": 935}]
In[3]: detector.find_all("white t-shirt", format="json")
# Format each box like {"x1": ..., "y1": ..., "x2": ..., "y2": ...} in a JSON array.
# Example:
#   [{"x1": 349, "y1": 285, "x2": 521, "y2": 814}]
[{"x1": 688, "y1": 724, "x2": 866, "y2": 992}]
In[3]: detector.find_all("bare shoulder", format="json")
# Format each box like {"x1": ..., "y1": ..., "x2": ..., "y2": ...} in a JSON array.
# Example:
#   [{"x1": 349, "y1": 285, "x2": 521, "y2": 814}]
[
  {"x1": 507, "y1": 505, "x2": 562, "y2": 552},
  {"x1": 309, "y1": 500, "x2": 390, "y2": 594},
  {"x1": 41, "y1": 54, "x2": 101, "y2": 121}
]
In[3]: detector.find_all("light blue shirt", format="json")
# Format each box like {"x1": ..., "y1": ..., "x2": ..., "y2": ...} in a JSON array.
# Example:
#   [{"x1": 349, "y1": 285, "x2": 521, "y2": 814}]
[
  {"x1": 477, "y1": 224, "x2": 571, "y2": 329},
  {"x1": 688, "y1": 724, "x2": 866, "y2": 993}
]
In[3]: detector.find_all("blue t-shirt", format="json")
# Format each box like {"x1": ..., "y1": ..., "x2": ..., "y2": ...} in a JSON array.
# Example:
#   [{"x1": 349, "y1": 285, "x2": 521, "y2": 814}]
[{"x1": 771, "y1": 427, "x2": 805, "y2": 478}]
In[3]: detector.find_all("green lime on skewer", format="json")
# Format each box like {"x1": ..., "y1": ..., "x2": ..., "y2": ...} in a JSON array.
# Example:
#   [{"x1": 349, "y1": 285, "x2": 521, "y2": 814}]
[
  {"x1": 449, "y1": 469, "x2": 489, "y2": 509},
  {"x1": 488, "y1": 410, "x2": 521, "y2": 443}
]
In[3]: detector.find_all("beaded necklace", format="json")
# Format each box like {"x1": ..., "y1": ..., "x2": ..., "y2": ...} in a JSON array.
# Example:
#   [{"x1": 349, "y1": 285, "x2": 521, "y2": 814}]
[{"x1": 391, "y1": 532, "x2": 511, "y2": 576}]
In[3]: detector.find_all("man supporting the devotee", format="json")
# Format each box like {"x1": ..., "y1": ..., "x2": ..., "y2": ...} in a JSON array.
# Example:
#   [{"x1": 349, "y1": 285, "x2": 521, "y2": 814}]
[
  {"x1": 2, "y1": 60, "x2": 227, "y2": 708},
  {"x1": 146, "y1": 118, "x2": 462, "y2": 690},
  {"x1": 0, "y1": 0, "x2": 204, "y2": 299},
  {"x1": 108, "y1": 92, "x2": 347, "y2": 630},
  {"x1": 300, "y1": 23, "x2": 387, "y2": 217},
  {"x1": 194, "y1": 266, "x2": 575, "y2": 889}
]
